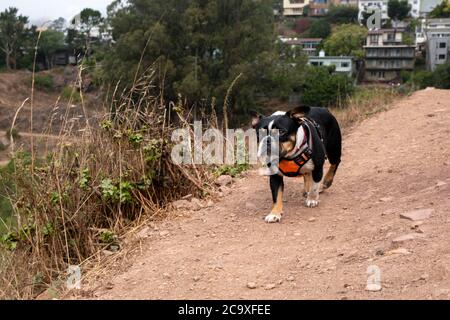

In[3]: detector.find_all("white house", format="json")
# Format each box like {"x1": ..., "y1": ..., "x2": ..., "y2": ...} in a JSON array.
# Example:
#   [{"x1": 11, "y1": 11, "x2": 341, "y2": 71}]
[
  {"x1": 308, "y1": 50, "x2": 356, "y2": 77},
  {"x1": 358, "y1": 0, "x2": 432, "y2": 24},
  {"x1": 283, "y1": 0, "x2": 310, "y2": 17}
]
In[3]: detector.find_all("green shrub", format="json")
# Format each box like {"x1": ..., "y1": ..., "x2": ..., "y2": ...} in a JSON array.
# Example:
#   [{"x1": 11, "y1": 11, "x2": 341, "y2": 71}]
[
  {"x1": 302, "y1": 66, "x2": 354, "y2": 108},
  {"x1": 432, "y1": 63, "x2": 450, "y2": 89},
  {"x1": 61, "y1": 86, "x2": 81, "y2": 103},
  {"x1": 33, "y1": 74, "x2": 54, "y2": 91},
  {"x1": 0, "y1": 142, "x2": 6, "y2": 152}
]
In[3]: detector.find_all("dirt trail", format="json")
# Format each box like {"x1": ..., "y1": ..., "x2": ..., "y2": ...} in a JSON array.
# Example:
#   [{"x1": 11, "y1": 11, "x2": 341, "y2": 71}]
[{"x1": 84, "y1": 88, "x2": 450, "y2": 300}]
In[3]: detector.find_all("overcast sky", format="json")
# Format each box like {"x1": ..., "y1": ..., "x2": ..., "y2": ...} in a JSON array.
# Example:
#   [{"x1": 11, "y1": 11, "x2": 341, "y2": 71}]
[{"x1": 0, "y1": 0, "x2": 112, "y2": 25}]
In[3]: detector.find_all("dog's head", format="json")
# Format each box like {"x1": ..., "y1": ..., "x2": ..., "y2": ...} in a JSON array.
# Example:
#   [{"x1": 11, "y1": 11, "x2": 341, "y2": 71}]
[{"x1": 251, "y1": 106, "x2": 310, "y2": 159}]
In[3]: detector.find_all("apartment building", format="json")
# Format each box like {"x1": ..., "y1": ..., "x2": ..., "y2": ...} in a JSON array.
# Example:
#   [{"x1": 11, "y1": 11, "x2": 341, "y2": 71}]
[
  {"x1": 364, "y1": 28, "x2": 416, "y2": 82},
  {"x1": 283, "y1": 0, "x2": 310, "y2": 16},
  {"x1": 425, "y1": 18, "x2": 450, "y2": 71}
]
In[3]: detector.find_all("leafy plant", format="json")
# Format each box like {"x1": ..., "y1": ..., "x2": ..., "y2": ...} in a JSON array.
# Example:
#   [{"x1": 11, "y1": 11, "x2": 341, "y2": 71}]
[
  {"x1": 61, "y1": 86, "x2": 81, "y2": 103},
  {"x1": 99, "y1": 230, "x2": 116, "y2": 244},
  {"x1": 33, "y1": 74, "x2": 54, "y2": 91},
  {"x1": 78, "y1": 169, "x2": 91, "y2": 190}
]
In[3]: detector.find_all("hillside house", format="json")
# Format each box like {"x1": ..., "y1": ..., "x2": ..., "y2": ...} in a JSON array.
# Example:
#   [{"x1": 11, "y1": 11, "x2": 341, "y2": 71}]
[
  {"x1": 308, "y1": 50, "x2": 356, "y2": 77},
  {"x1": 279, "y1": 37, "x2": 323, "y2": 56},
  {"x1": 425, "y1": 18, "x2": 450, "y2": 71},
  {"x1": 283, "y1": 0, "x2": 310, "y2": 16},
  {"x1": 364, "y1": 29, "x2": 416, "y2": 82}
]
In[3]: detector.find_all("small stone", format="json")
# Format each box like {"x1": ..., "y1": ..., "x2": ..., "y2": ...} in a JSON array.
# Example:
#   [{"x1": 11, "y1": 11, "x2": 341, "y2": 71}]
[
  {"x1": 287, "y1": 276, "x2": 295, "y2": 282},
  {"x1": 387, "y1": 248, "x2": 411, "y2": 255},
  {"x1": 216, "y1": 175, "x2": 233, "y2": 187},
  {"x1": 294, "y1": 233, "x2": 301, "y2": 237},
  {"x1": 172, "y1": 199, "x2": 193, "y2": 210},
  {"x1": 219, "y1": 186, "x2": 231, "y2": 196},
  {"x1": 436, "y1": 181, "x2": 447, "y2": 187},
  {"x1": 137, "y1": 226, "x2": 151, "y2": 239},
  {"x1": 380, "y1": 197, "x2": 393, "y2": 203},
  {"x1": 206, "y1": 200, "x2": 214, "y2": 208},
  {"x1": 190, "y1": 198, "x2": 203, "y2": 211},
  {"x1": 392, "y1": 233, "x2": 426, "y2": 244},
  {"x1": 105, "y1": 283, "x2": 114, "y2": 290},
  {"x1": 400, "y1": 209, "x2": 434, "y2": 221},
  {"x1": 193, "y1": 276, "x2": 201, "y2": 282},
  {"x1": 308, "y1": 217, "x2": 317, "y2": 222},
  {"x1": 102, "y1": 250, "x2": 115, "y2": 257},
  {"x1": 247, "y1": 282, "x2": 257, "y2": 289},
  {"x1": 264, "y1": 284, "x2": 276, "y2": 290},
  {"x1": 420, "y1": 274, "x2": 429, "y2": 281},
  {"x1": 163, "y1": 273, "x2": 171, "y2": 279},
  {"x1": 160, "y1": 231, "x2": 170, "y2": 237}
]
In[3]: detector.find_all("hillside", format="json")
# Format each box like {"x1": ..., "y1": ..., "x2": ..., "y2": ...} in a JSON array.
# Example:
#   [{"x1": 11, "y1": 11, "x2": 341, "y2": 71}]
[{"x1": 65, "y1": 88, "x2": 450, "y2": 300}]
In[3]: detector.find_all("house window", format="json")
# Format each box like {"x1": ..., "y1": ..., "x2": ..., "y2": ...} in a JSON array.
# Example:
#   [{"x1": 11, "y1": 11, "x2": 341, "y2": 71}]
[
  {"x1": 439, "y1": 42, "x2": 447, "y2": 49},
  {"x1": 438, "y1": 54, "x2": 446, "y2": 60},
  {"x1": 370, "y1": 35, "x2": 379, "y2": 45},
  {"x1": 387, "y1": 33, "x2": 395, "y2": 42},
  {"x1": 341, "y1": 62, "x2": 350, "y2": 68},
  {"x1": 311, "y1": 62, "x2": 319, "y2": 66}
]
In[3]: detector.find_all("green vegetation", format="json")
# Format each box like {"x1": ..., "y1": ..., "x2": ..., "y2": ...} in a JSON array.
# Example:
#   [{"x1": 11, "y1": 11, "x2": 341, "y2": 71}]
[
  {"x1": 404, "y1": 62, "x2": 450, "y2": 90},
  {"x1": 323, "y1": 24, "x2": 368, "y2": 59},
  {"x1": 388, "y1": 0, "x2": 412, "y2": 22},
  {"x1": 102, "y1": 0, "x2": 307, "y2": 119},
  {"x1": 327, "y1": 5, "x2": 359, "y2": 25},
  {"x1": 307, "y1": 19, "x2": 331, "y2": 39},
  {"x1": 61, "y1": 86, "x2": 82, "y2": 103},
  {"x1": 33, "y1": 74, "x2": 54, "y2": 91},
  {"x1": 302, "y1": 66, "x2": 354, "y2": 108},
  {"x1": 430, "y1": 0, "x2": 450, "y2": 18}
]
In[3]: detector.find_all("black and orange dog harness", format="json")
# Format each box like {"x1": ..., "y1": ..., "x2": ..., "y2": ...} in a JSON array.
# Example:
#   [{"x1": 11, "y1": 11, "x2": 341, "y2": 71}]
[{"x1": 277, "y1": 118, "x2": 318, "y2": 178}]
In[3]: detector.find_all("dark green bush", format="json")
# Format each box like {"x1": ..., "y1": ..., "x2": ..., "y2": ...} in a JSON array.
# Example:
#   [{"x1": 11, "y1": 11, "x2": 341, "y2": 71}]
[
  {"x1": 33, "y1": 74, "x2": 54, "y2": 91},
  {"x1": 301, "y1": 66, "x2": 354, "y2": 108}
]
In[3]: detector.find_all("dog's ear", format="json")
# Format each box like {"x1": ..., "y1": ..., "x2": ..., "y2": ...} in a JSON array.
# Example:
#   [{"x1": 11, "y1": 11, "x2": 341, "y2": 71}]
[
  {"x1": 250, "y1": 110, "x2": 263, "y2": 128},
  {"x1": 287, "y1": 106, "x2": 311, "y2": 121}
]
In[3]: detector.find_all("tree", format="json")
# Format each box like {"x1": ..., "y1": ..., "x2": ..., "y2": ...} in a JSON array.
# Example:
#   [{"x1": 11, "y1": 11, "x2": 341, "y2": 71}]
[
  {"x1": 71, "y1": 8, "x2": 103, "y2": 53},
  {"x1": 50, "y1": 17, "x2": 67, "y2": 33},
  {"x1": 39, "y1": 29, "x2": 65, "y2": 68},
  {"x1": 0, "y1": 7, "x2": 29, "y2": 70},
  {"x1": 430, "y1": 0, "x2": 450, "y2": 18},
  {"x1": 307, "y1": 19, "x2": 331, "y2": 39},
  {"x1": 323, "y1": 24, "x2": 367, "y2": 59},
  {"x1": 387, "y1": 0, "x2": 411, "y2": 23},
  {"x1": 327, "y1": 5, "x2": 359, "y2": 24},
  {"x1": 102, "y1": 0, "x2": 306, "y2": 118},
  {"x1": 302, "y1": 66, "x2": 354, "y2": 108}
]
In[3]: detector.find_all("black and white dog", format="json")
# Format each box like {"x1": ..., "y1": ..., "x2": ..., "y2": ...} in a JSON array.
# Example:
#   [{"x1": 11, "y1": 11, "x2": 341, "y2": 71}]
[{"x1": 251, "y1": 106, "x2": 342, "y2": 223}]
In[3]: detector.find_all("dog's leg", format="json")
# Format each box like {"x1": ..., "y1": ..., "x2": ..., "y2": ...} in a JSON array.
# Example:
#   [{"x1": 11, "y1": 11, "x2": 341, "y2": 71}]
[
  {"x1": 303, "y1": 174, "x2": 310, "y2": 198},
  {"x1": 306, "y1": 168, "x2": 323, "y2": 208},
  {"x1": 266, "y1": 174, "x2": 284, "y2": 223},
  {"x1": 323, "y1": 163, "x2": 339, "y2": 189}
]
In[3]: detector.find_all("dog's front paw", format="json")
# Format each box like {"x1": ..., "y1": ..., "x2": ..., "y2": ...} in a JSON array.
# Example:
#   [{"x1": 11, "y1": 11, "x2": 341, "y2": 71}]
[
  {"x1": 305, "y1": 199, "x2": 319, "y2": 208},
  {"x1": 265, "y1": 214, "x2": 281, "y2": 223}
]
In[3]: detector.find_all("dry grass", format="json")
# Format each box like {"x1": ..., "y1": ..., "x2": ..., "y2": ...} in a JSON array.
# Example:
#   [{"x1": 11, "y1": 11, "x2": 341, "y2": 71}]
[
  {"x1": 332, "y1": 86, "x2": 401, "y2": 133},
  {"x1": 0, "y1": 61, "x2": 218, "y2": 299}
]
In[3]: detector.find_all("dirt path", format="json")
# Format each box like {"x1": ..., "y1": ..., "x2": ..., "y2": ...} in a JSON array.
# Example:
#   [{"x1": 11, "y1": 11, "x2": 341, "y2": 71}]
[{"x1": 83, "y1": 88, "x2": 450, "y2": 300}]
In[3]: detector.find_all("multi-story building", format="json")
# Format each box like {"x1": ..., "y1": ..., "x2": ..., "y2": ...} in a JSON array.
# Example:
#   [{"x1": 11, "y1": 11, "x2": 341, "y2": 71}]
[
  {"x1": 283, "y1": 0, "x2": 311, "y2": 16},
  {"x1": 364, "y1": 28, "x2": 416, "y2": 82},
  {"x1": 279, "y1": 37, "x2": 323, "y2": 56},
  {"x1": 308, "y1": 50, "x2": 356, "y2": 77},
  {"x1": 358, "y1": 0, "x2": 430, "y2": 24},
  {"x1": 425, "y1": 18, "x2": 450, "y2": 71},
  {"x1": 308, "y1": 0, "x2": 358, "y2": 17}
]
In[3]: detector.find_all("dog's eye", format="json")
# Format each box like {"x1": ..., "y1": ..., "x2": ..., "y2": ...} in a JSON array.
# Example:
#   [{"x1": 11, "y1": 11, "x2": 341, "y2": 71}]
[{"x1": 279, "y1": 129, "x2": 287, "y2": 135}]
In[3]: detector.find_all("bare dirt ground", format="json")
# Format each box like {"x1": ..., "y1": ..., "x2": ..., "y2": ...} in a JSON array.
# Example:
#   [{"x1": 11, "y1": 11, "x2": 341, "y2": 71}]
[{"x1": 73, "y1": 88, "x2": 450, "y2": 300}]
